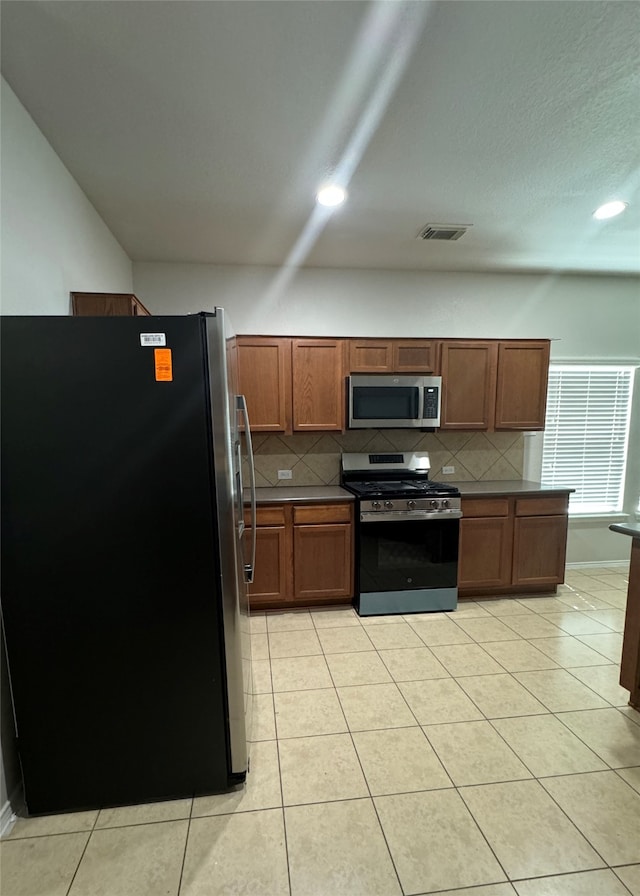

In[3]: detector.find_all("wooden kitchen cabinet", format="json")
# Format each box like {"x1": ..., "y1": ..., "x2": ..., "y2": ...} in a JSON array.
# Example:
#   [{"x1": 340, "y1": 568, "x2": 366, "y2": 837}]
[
  {"x1": 236, "y1": 333, "x2": 550, "y2": 434},
  {"x1": 440, "y1": 339, "x2": 550, "y2": 431},
  {"x1": 70, "y1": 291, "x2": 151, "y2": 316},
  {"x1": 610, "y1": 527, "x2": 640, "y2": 708},
  {"x1": 293, "y1": 503, "x2": 353, "y2": 602},
  {"x1": 458, "y1": 498, "x2": 513, "y2": 589},
  {"x1": 348, "y1": 338, "x2": 438, "y2": 373},
  {"x1": 236, "y1": 337, "x2": 292, "y2": 432},
  {"x1": 440, "y1": 341, "x2": 498, "y2": 430},
  {"x1": 458, "y1": 491, "x2": 569, "y2": 597},
  {"x1": 246, "y1": 505, "x2": 292, "y2": 606},
  {"x1": 495, "y1": 341, "x2": 551, "y2": 430},
  {"x1": 235, "y1": 337, "x2": 345, "y2": 433},
  {"x1": 512, "y1": 495, "x2": 569, "y2": 586},
  {"x1": 246, "y1": 501, "x2": 354, "y2": 609},
  {"x1": 348, "y1": 339, "x2": 394, "y2": 372},
  {"x1": 292, "y1": 339, "x2": 345, "y2": 431}
]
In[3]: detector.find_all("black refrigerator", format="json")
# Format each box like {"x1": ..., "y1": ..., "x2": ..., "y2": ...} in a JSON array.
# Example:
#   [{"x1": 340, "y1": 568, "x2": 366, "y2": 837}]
[{"x1": 0, "y1": 309, "x2": 256, "y2": 815}]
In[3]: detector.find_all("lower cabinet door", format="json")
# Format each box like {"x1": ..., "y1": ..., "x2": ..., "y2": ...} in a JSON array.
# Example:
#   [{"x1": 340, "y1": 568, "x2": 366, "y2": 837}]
[
  {"x1": 248, "y1": 526, "x2": 291, "y2": 605},
  {"x1": 458, "y1": 516, "x2": 513, "y2": 589},
  {"x1": 293, "y1": 524, "x2": 353, "y2": 601},
  {"x1": 512, "y1": 515, "x2": 568, "y2": 586}
]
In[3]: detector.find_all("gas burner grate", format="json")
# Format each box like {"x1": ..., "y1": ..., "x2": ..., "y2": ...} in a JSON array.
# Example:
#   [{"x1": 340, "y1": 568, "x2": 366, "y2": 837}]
[{"x1": 343, "y1": 479, "x2": 460, "y2": 499}]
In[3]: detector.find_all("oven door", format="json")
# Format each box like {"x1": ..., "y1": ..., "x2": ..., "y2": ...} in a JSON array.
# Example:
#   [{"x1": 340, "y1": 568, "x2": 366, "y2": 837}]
[{"x1": 356, "y1": 517, "x2": 459, "y2": 616}]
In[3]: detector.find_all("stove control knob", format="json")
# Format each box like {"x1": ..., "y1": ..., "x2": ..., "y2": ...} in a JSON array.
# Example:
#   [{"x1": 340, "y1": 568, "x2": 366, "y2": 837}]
[
  {"x1": 384, "y1": 500, "x2": 394, "y2": 509},
  {"x1": 407, "y1": 500, "x2": 416, "y2": 510},
  {"x1": 372, "y1": 501, "x2": 381, "y2": 510},
  {"x1": 430, "y1": 499, "x2": 438, "y2": 509},
  {"x1": 442, "y1": 499, "x2": 449, "y2": 509}
]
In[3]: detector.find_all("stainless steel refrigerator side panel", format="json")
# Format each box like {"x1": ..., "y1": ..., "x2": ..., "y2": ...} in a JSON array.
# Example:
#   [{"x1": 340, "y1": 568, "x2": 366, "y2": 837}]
[
  {"x1": 205, "y1": 311, "x2": 250, "y2": 775},
  {"x1": 233, "y1": 396, "x2": 255, "y2": 747}
]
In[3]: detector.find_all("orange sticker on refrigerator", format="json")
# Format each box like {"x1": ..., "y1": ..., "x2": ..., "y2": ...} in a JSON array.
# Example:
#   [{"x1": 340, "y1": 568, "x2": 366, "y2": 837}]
[{"x1": 154, "y1": 348, "x2": 173, "y2": 381}]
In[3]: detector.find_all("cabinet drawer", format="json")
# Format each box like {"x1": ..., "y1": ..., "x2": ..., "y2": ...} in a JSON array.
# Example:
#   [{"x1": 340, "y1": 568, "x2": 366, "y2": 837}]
[
  {"x1": 245, "y1": 505, "x2": 287, "y2": 526},
  {"x1": 293, "y1": 503, "x2": 352, "y2": 525},
  {"x1": 515, "y1": 496, "x2": 568, "y2": 516},
  {"x1": 461, "y1": 497, "x2": 510, "y2": 518}
]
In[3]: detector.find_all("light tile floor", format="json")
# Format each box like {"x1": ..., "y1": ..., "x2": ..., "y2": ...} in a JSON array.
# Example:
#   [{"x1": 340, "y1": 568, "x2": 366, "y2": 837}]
[{"x1": 3, "y1": 565, "x2": 640, "y2": 896}]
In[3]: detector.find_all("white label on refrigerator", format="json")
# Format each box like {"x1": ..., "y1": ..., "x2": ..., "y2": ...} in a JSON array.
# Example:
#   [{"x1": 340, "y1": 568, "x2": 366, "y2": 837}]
[{"x1": 140, "y1": 333, "x2": 166, "y2": 346}]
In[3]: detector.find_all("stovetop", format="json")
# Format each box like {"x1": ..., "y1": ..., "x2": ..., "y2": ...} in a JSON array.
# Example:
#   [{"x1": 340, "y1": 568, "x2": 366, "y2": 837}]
[
  {"x1": 342, "y1": 479, "x2": 460, "y2": 499},
  {"x1": 340, "y1": 451, "x2": 461, "y2": 500}
]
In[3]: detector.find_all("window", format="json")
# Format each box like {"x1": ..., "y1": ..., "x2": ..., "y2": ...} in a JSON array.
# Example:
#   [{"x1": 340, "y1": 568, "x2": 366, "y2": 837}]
[{"x1": 541, "y1": 365, "x2": 635, "y2": 514}]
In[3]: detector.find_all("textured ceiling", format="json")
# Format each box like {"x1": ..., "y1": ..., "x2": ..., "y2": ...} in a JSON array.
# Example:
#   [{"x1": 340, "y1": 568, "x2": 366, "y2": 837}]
[{"x1": 2, "y1": 0, "x2": 639, "y2": 275}]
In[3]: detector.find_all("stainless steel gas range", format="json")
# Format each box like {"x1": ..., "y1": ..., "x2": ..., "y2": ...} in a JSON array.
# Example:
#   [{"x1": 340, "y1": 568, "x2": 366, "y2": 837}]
[{"x1": 341, "y1": 452, "x2": 462, "y2": 616}]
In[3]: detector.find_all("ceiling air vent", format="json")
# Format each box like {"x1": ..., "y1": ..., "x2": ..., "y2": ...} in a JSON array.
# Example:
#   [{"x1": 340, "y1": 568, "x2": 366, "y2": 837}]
[{"x1": 417, "y1": 224, "x2": 470, "y2": 241}]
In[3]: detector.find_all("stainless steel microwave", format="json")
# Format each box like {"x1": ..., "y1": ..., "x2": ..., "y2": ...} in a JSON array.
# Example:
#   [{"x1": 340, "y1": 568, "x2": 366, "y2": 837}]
[{"x1": 348, "y1": 374, "x2": 442, "y2": 429}]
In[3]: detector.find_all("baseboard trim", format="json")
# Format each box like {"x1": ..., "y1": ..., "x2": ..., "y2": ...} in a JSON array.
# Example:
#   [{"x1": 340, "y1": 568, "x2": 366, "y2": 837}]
[
  {"x1": 566, "y1": 560, "x2": 629, "y2": 570},
  {"x1": 0, "y1": 798, "x2": 16, "y2": 838},
  {"x1": 0, "y1": 781, "x2": 23, "y2": 838}
]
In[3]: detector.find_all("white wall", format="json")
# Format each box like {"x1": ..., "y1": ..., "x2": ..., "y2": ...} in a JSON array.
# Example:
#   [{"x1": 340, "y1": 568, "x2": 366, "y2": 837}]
[
  {"x1": 133, "y1": 262, "x2": 640, "y2": 361},
  {"x1": 134, "y1": 261, "x2": 640, "y2": 567},
  {"x1": 0, "y1": 79, "x2": 133, "y2": 826},
  {"x1": 0, "y1": 78, "x2": 133, "y2": 315}
]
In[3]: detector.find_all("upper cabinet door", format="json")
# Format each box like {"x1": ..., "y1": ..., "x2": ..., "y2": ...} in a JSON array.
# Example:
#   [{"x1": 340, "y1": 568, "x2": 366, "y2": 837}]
[
  {"x1": 235, "y1": 334, "x2": 550, "y2": 434},
  {"x1": 392, "y1": 340, "x2": 438, "y2": 373},
  {"x1": 292, "y1": 339, "x2": 345, "y2": 431},
  {"x1": 349, "y1": 340, "x2": 394, "y2": 372},
  {"x1": 439, "y1": 341, "x2": 498, "y2": 430},
  {"x1": 236, "y1": 337, "x2": 292, "y2": 432},
  {"x1": 348, "y1": 338, "x2": 437, "y2": 373},
  {"x1": 495, "y1": 341, "x2": 551, "y2": 430}
]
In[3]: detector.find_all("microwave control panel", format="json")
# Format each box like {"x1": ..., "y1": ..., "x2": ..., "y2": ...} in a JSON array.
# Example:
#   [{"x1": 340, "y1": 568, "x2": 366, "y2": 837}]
[{"x1": 424, "y1": 387, "x2": 439, "y2": 420}]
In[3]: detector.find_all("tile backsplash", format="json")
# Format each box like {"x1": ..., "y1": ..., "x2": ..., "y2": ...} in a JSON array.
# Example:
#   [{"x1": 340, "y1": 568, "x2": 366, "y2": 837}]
[{"x1": 246, "y1": 430, "x2": 524, "y2": 487}]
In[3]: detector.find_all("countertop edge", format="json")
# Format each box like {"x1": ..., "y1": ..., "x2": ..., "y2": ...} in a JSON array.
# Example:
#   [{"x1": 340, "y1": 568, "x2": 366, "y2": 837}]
[
  {"x1": 452, "y1": 480, "x2": 575, "y2": 498},
  {"x1": 250, "y1": 486, "x2": 354, "y2": 503},
  {"x1": 610, "y1": 523, "x2": 640, "y2": 539},
  {"x1": 248, "y1": 481, "x2": 574, "y2": 503}
]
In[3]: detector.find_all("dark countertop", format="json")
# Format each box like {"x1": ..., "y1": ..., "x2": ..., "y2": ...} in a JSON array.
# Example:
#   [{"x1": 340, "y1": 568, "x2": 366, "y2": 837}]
[
  {"x1": 610, "y1": 522, "x2": 640, "y2": 539},
  {"x1": 248, "y1": 481, "x2": 572, "y2": 504},
  {"x1": 251, "y1": 486, "x2": 354, "y2": 503},
  {"x1": 453, "y1": 480, "x2": 574, "y2": 497}
]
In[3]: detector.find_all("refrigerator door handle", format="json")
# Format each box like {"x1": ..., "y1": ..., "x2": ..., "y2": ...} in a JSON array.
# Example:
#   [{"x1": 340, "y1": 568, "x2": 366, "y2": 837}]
[
  {"x1": 237, "y1": 395, "x2": 257, "y2": 584},
  {"x1": 235, "y1": 438, "x2": 245, "y2": 539}
]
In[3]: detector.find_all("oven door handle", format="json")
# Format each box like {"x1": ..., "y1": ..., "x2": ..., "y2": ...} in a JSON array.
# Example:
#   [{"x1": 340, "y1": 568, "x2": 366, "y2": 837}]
[{"x1": 360, "y1": 510, "x2": 463, "y2": 522}]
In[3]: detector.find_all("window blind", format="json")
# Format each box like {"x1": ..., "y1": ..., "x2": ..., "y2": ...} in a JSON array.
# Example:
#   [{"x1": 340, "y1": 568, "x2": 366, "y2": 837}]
[{"x1": 541, "y1": 365, "x2": 635, "y2": 514}]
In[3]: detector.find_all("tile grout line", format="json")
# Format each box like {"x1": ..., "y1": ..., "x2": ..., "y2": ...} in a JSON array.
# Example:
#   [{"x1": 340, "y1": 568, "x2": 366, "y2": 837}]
[
  {"x1": 274, "y1": 736, "x2": 293, "y2": 896},
  {"x1": 175, "y1": 799, "x2": 195, "y2": 896},
  {"x1": 179, "y1": 767, "x2": 640, "y2": 819},
  {"x1": 7, "y1": 573, "x2": 633, "y2": 892},
  {"x1": 201, "y1": 576, "x2": 612, "y2": 892},
  {"x1": 322, "y1": 639, "x2": 406, "y2": 896},
  {"x1": 503, "y1": 667, "x2": 612, "y2": 715},
  {"x1": 551, "y1": 706, "x2": 639, "y2": 772},
  {"x1": 563, "y1": 663, "x2": 631, "y2": 709},
  {"x1": 63, "y1": 807, "x2": 104, "y2": 896},
  {"x1": 276, "y1": 608, "x2": 408, "y2": 892},
  {"x1": 532, "y1": 775, "x2": 620, "y2": 875}
]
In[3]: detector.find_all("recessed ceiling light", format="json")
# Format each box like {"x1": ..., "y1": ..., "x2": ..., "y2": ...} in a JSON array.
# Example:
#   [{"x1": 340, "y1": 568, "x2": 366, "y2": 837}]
[
  {"x1": 316, "y1": 185, "x2": 347, "y2": 207},
  {"x1": 593, "y1": 200, "x2": 628, "y2": 220}
]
